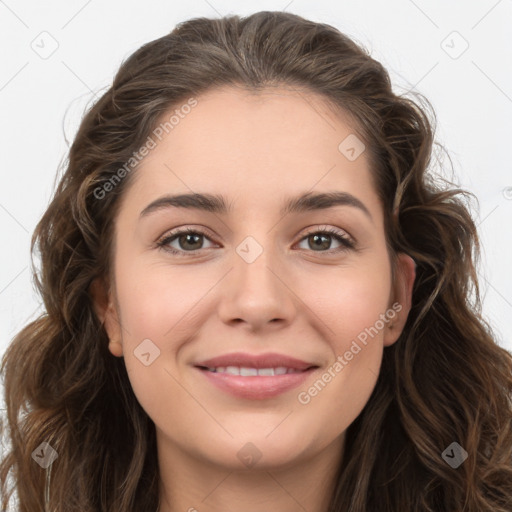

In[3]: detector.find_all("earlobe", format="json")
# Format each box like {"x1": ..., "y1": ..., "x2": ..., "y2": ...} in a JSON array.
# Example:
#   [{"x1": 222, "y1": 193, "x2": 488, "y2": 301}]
[
  {"x1": 383, "y1": 253, "x2": 416, "y2": 347},
  {"x1": 108, "y1": 339, "x2": 124, "y2": 357}
]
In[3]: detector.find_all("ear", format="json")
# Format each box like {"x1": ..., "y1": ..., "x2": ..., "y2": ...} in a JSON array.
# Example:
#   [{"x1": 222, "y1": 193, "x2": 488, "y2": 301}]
[
  {"x1": 383, "y1": 253, "x2": 416, "y2": 347},
  {"x1": 89, "y1": 277, "x2": 124, "y2": 357}
]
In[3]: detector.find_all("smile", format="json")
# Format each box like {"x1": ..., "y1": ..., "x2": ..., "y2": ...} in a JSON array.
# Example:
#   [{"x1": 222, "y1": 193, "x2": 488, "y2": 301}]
[{"x1": 202, "y1": 366, "x2": 305, "y2": 376}]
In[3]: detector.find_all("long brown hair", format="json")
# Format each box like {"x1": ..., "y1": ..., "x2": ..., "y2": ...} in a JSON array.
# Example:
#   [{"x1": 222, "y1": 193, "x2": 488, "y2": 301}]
[{"x1": 1, "y1": 11, "x2": 511, "y2": 512}]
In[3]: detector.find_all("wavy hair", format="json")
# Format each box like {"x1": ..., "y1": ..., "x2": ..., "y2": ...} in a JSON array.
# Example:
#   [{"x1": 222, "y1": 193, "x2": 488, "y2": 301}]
[{"x1": 1, "y1": 10, "x2": 511, "y2": 512}]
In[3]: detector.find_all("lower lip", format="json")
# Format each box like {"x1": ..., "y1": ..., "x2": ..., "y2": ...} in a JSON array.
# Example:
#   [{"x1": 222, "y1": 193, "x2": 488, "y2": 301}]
[{"x1": 196, "y1": 367, "x2": 317, "y2": 400}]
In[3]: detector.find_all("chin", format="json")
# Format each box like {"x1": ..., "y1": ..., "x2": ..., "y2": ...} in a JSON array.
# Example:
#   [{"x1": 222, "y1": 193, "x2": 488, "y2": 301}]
[{"x1": 205, "y1": 429, "x2": 315, "y2": 470}]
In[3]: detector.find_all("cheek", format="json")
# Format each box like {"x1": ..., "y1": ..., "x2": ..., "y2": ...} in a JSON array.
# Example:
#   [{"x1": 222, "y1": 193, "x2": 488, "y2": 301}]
[
  {"x1": 306, "y1": 260, "x2": 392, "y2": 347},
  {"x1": 299, "y1": 262, "x2": 392, "y2": 398},
  {"x1": 115, "y1": 257, "x2": 209, "y2": 342},
  {"x1": 112, "y1": 254, "x2": 225, "y2": 407}
]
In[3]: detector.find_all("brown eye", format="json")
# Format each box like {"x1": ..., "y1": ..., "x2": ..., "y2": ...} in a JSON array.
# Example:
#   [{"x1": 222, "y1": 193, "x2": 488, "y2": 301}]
[
  {"x1": 296, "y1": 227, "x2": 355, "y2": 253},
  {"x1": 157, "y1": 228, "x2": 216, "y2": 255}
]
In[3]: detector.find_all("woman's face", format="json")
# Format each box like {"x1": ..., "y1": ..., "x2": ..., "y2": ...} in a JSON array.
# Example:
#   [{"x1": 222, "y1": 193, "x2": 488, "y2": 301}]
[{"x1": 93, "y1": 85, "x2": 415, "y2": 471}]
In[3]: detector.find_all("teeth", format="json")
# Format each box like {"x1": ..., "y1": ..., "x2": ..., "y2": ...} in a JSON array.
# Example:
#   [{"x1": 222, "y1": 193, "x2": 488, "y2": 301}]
[
  {"x1": 205, "y1": 366, "x2": 301, "y2": 376},
  {"x1": 240, "y1": 367, "x2": 258, "y2": 376}
]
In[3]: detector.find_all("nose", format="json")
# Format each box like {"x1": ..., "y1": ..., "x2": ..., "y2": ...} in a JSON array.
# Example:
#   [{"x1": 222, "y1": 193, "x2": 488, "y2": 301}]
[{"x1": 217, "y1": 240, "x2": 297, "y2": 332}]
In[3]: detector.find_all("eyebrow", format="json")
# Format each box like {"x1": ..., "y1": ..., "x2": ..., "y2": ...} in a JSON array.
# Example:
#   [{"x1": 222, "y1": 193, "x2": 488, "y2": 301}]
[{"x1": 139, "y1": 191, "x2": 372, "y2": 221}]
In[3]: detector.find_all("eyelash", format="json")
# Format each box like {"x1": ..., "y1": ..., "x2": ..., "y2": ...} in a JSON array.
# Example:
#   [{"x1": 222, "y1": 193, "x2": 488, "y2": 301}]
[{"x1": 155, "y1": 226, "x2": 356, "y2": 257}]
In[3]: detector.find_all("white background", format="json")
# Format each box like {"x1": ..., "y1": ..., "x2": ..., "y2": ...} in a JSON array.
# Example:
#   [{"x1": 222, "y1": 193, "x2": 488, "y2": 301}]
[{"x1": 1, "y1": 0, "x2": 511, "y2": 419}]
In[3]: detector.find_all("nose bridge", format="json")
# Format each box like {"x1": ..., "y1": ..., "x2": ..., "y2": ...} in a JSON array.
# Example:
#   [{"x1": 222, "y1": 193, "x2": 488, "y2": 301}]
[
  {"x1": 233, "y1": 231, "x2": 283, "y2": 296},
  {"x1": 236, "y1": 232, "x2": 270, "y2": 266}
]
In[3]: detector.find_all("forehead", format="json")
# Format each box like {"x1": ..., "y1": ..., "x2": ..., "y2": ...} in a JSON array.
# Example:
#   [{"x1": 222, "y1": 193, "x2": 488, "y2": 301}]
[
  {"x1": 152, "y1": 84, "x2": 361, "y2": 161},
  {"x1": 121, "y1": 85, "x2": 380, "y2": 219}
]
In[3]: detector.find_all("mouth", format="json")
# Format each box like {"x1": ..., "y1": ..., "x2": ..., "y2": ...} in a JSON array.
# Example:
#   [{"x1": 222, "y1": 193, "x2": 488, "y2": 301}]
[
  {"x1": 197, "y1": 365, "x2": 312, "y2": 376},
  {"x1": 193, "y1": 352, "x2": 319, "y2": 400}
]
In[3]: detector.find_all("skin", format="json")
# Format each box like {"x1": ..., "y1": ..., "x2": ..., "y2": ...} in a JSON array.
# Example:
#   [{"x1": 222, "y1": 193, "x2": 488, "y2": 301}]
[{"x1": 91, "y1": 85, "x2": 415, "y2": 512}]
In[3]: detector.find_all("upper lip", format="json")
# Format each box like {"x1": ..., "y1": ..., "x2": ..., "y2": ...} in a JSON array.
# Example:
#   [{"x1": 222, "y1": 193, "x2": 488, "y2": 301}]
[{"x1": 194, "y1": 352, "x2": 317, "y2": 371}]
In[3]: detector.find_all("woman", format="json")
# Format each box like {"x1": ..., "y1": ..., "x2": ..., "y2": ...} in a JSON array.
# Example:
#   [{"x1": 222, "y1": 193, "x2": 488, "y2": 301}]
[{"x1": 1, "y1": 10, "x2": 511, "y2": 512}]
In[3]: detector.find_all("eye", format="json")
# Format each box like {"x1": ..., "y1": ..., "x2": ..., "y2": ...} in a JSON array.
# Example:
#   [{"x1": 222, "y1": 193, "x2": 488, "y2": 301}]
[
  {"x1": 156, "y1": 227, "x2": 216, "y2": 256},
  {"x1": 295, "y1": 226, "x2": 355, "y2": 254}
]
